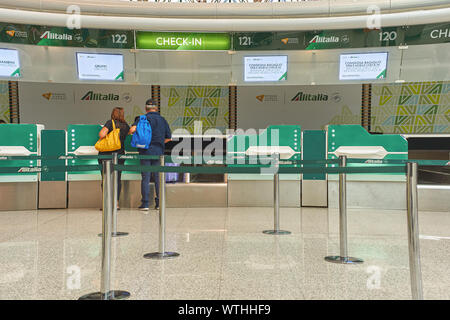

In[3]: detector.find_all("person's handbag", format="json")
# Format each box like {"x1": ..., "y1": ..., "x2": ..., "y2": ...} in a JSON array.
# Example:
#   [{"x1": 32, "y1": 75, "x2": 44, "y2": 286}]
[{"x1": 94, "y1": 120, "x2": 121, "y2": 152}]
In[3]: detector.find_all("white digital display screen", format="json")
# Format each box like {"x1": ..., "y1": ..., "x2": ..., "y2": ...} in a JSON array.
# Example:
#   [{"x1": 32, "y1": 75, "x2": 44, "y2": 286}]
[
  {"x1": 76, "y1": 53, "x2": 124, "y2": 81},
  {"x1": 244, "y1": 56, "x2": 288, "y2": 82},
  {"x1": 0, "y1": 48, "x2": 21, "y2": 78},
  {"x1": 339, "y1": 52, "x2": 388, "y2": 81}
]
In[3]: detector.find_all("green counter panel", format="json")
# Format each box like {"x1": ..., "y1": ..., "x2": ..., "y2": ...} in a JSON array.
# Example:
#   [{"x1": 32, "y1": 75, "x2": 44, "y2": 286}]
[
  {"x1": 227, "y1": 125, "x2": 301, "y2": 180},
  {"x1": 302, "y1": 130, "x2": 326, "y2": 180},
  {"x1": 67, "y1": 124, "x2": 102, "y2": 176},
  {"x1": 41, "y1": 130, "x2": 66, "y2": 181},
  {"x1": 327, "y1": 125, "x2": 408, "y2": 176},
  {"x1": 67, "y1": 125, "x2": 140, "y2": 177},
  {"x1": 0, "y1": 124, "x2": 39, "y2": 177}
]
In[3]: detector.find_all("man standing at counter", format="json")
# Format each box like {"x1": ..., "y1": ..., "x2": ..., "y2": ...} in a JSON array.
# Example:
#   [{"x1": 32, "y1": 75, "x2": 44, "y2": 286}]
[{"x1": 129, "y1": 99, "x2": 172, "y2": 211}]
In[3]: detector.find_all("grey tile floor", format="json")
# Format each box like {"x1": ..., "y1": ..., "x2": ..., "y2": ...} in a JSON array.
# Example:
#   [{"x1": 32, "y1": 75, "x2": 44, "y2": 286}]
[{"x1": 0, "y1": 207, "x2": 449, "y2": 300}]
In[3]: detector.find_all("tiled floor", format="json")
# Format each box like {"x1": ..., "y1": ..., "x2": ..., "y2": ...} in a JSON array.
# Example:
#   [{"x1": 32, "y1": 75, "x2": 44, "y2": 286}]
[{"x1": 0, "y1": 207, "x2": 449, "y2": 300}]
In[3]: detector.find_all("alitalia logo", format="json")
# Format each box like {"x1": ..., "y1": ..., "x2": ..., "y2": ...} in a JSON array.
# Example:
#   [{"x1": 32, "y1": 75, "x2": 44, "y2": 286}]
[
  {"x1": 81, "y1": 91, "x2": 119, "y2": 101},
  {"x1": 18, "y1": 167, "x2": 41, "y2": 173},
  {"x1": 365, "y1": 160, "x2": 383, "y2": 164},
  {"x1": 309, "y1": 35, "x2": 340, "y2": 43},
  {"x1": 40, "y1": 31, "x2": 72, "y2": 41},
  {"x1": 291, "y1": 92, "x2": 328, "y2": 102}
]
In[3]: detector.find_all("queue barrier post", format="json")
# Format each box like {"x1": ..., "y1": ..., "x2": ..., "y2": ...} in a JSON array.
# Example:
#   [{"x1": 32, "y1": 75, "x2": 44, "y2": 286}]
[
  {"x1": 79, "y1": 160, "x2": 130, "y2": 300},
  {"x1": 406, "y1": 162, "x2": 424, "y2": 300},
  {"x1": 98, "y1": 153, "x2": 128, "y2": 237},
  {"x1": 144, "y1": 155, "x2": 180, "y2": 260},
  {"x1": 325, "y1": 155, "x2": 363, "y2": 264},
  {"x1": 263, "y1": 153, "x2": 291, "y2": 235}
]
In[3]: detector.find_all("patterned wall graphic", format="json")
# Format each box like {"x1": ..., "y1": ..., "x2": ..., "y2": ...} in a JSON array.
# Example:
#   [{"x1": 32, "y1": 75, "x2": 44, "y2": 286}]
[
  {"x1": 0, "y1": 81, "x2": 9, "y2": 123},
  {"x1": 371, "y1": 81, "x2": 450, "y2": 133},
  {"x1": 161, "y1": 86, "x2": 229, "y2": 134},
  {"x1": 328, "y1": 106, "x2": 361, "y2": 126}
]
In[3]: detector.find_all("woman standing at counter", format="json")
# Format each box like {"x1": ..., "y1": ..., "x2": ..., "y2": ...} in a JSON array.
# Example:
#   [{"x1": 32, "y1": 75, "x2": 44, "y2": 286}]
[{"x1": 98, "y1": 107, "x2": 130, "y2": 210}]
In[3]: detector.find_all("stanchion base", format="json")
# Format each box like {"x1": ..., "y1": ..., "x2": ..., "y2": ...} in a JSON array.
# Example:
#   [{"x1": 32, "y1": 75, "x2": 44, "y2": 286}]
[
  {"x1": 143, "y1": 252, "x2": 180, "y2": 259},
  {"x1": 78, "y1": 290, "x2": 130, "y2": 300},
  {"x1": 324, "y1": 256, "x2": 364, "y2": 264},
  {"x1": 262, "y1": 230, "x2": 291, "y2": 235},
  {"x1": 98, "y1": 232, "x2": 129, "y2": 237}
]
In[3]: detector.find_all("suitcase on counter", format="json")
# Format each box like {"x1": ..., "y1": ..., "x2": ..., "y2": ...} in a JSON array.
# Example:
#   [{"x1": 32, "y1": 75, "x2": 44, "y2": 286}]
[{"x1": 165, "y1": 162, "x2": 180, "y2": 183}]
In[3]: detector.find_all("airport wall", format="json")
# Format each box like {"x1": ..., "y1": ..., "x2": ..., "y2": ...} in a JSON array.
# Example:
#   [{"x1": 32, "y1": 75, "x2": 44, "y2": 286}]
[
  {"x1": 236, "y1": 85, "x2": 361, "y2": 130},
  {"x1": 18, "y1": 82, "x2": 151, "y2": 130},
  {"x1": 12, "y1": 80, "x2": 450, "y2": 133}
]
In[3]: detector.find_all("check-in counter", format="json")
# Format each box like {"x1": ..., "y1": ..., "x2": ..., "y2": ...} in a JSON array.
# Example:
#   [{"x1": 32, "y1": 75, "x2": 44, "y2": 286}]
[
  {"x1": 0, "y1": 124, "x2": 44, "y2": 211},
  {"x1": 66, "y1": 124, "x2": 143, "y2": 209},
  {"x1": 326, "y1": 125, "x2": 409, "y2": 210},
  {"x1": 226, "y1": 125, "x2": 302, "y2": 207}
]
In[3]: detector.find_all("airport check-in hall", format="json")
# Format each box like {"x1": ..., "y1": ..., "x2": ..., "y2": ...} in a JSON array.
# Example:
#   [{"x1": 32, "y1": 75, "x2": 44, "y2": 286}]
[{"x1": 0, "y1": 0, "x2": 449, "y2": 303}]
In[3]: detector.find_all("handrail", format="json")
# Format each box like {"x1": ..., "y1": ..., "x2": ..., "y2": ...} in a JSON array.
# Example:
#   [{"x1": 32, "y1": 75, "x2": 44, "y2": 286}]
[{"x1": 2, "y1": 0, "x2": 450, "y2": 18}]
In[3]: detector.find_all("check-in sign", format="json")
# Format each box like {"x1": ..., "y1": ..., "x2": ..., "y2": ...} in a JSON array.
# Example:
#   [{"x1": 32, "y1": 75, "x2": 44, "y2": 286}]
[{"x1": 136, "y1": 32, "x2": 231, "y2": 50}]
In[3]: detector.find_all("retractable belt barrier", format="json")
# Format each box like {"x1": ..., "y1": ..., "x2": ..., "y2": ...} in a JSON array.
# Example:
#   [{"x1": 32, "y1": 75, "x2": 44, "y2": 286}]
[
  {"x1": 0, "y1": 154, "x2": 437, "y2": 300},
  {"x1": 0, "y1": 154, "x2": 448, "y2": 166}
]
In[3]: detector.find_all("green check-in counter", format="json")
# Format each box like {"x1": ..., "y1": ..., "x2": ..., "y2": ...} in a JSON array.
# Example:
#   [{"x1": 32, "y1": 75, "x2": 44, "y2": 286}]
[
  {"x1": 225, "y1": 124, "x2": 410, "y2": 209},
  {"x1": 67, "y1": 124, "x2": 143, "y2": 208},
  {"x1": 326, "y1": 125, "x2": 408, "y2": 210},
  {"x1": 227, "y1": 125, "x2": 302, "y2": 207},
  {"x1": 0, "y1": 124, "x2": 44, "y2": 211}
]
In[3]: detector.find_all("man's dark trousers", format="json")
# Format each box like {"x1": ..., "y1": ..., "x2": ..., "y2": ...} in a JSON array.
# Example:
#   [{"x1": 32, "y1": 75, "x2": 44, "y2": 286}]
[{"x1": 140, "y1": 157, "x2": 160, "y2": 207}]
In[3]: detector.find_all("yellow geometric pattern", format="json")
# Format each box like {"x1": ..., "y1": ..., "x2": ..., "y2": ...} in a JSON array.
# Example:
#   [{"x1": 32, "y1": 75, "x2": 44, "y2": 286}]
[
  {"x1": 0, "y1": 81, "x2": 9, "y2": 123},
  {"x1": 371, "y1": 81, "x2": 450, "y2": 133},
  {"x1": 327, "y1": 105, "x2": 361, "y2": 128},
  {"x1": 161, "y1": 86, "x2": 229, "y2": 134}
]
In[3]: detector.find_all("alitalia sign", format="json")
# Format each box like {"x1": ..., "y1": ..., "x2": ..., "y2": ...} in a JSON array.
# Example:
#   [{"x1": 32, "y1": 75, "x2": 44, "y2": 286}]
[
  {"x1": 309, "y1": 35, "x2": 341, "y2": 44},
  {"x1": 81, "y1": 91, "x2": 119, "y2": 101},
  {"x1": 136, "y1": 32, "x2": 231, "y2": 50},
  {"x1": 40, "y1": 31, "x2": 73, "y2": 41},
  {"x1": 291, "y1": 92, "x2": 329, "y2": 102}
]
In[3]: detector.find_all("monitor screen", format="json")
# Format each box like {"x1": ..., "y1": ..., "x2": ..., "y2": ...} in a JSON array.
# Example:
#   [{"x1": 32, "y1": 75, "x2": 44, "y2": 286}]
[
  {"x1": 76, "y1": 53, "x2": 124, "y2": 81},
  {"x1": 0, "y1": 48, "x2": 20, "y2": 78},
  {"x1": 339, "y1": 52, "x2": 388, "y2": 81},
  {"x1": 244, "y1": 55, "x2": 288, "y2": 82}
]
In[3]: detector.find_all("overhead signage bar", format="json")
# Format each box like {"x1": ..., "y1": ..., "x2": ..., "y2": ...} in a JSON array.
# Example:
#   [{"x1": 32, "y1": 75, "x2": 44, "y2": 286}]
[
  {"x1": 0, "y1": 22, "x2": 448, "y2": 51},
  {"x1": 233, "y1": 23, "x2": 450, "y2": 51},
  {"x1": 135, "y1": 32, "x2": 231, "y2": 50},
  {"x1": 0, "y1": 23, "x2": 134, "y2": 49}
]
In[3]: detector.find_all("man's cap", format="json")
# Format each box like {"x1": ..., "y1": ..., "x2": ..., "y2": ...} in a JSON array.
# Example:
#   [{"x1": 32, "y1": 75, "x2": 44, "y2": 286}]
[{"x1": 145, "y1": 98, "x2": 157, "y2": 107}]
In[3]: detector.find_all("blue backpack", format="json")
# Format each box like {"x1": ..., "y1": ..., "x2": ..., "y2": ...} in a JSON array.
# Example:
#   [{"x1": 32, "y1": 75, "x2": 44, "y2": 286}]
[{"x1": 131, "y1": 115, "x2": 152, "y2": 149}]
